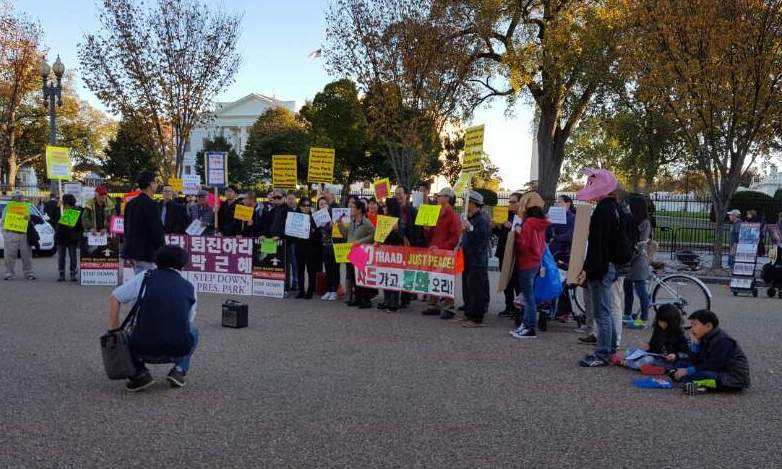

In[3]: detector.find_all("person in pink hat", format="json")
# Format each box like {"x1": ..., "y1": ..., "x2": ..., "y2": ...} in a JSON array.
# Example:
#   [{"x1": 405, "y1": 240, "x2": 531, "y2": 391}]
[{"x1": 574, "y1": 168, "x2": 626, "y2": 367}]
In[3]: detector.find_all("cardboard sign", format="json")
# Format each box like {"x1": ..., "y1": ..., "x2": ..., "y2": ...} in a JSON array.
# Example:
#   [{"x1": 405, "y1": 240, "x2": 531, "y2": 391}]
[
  {"x1": 284, "y1": 211, "x2": 311, "y2": 239},
  {"x1": 313, "y1": 208, "x2": 331, "y2": 227},
  {"x1": 415, "y1": 204, "x2": 441, "y2": 227},
  {"x1": 462, "y1": 125, "x2": 484, "y2": 173},
  {"x1": 205, "y1": 151, "x2": 227, "y2": 187},
  {"x1": 307, "y1": 147, "x2": 335, "y2": 183},
  {"x1": 272, "y1": 155, "x2": 298, "y2": 188},
  {"x1": 548, "y1": 206, "x2": 567, "y2": 225},
  {"x1": 58, "y1": 208, "x2": 81, "y2": 228},
  {"x1": 333, "y1": 242, "x2": 353, "y2": 263},
  {"x1": 493, "y1": 206, "x2": 509, "y2": 225},
  {"x1": 183, "y1": 175, "x2": 201, "y2": 195},
  {"x1": 373, "y1": 178, "x2": 391, "y2": 200},
  {"x1": 234, "y1": 204, "x2": 254, "y2": 222},
  {"x1": 566, "y1": 204, "x2": 594, "y2": 285},
  {"x1": 45, "y1": 145, "x2": 72, "y2": 180},
  {"x1": 2, "y1": 202, "x2": 29, "y2": 233},
  {"x1": 110, "y1": 215, "x2": 124, "y2": 235},
  {"x1": 168, "y1": 177, "x2": 183, "y2": 193},
  {"x1": 374, "y1": 215, "x2": 398, "y2": 243}
]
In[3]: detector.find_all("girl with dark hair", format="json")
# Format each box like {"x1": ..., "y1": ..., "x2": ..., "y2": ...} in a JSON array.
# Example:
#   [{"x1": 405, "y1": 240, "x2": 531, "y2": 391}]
[
  {"x1": 618, "y1": 304, "x2": 690, "y2": 371},
  {"x1": 317, "y1": 197, "x2": 340, "y2": 301},
  {"x1": 293, "y1": 197, "x2": 322, "y2": 299},
  {"x1": 624, "y1": 197, "x2": 652, "y2": 324}
]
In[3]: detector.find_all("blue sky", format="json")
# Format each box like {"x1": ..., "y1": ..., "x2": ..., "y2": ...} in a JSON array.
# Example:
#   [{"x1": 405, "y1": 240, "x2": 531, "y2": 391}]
[{"x1": 16, "y1": 0, "x2": 535, "y2": 189}]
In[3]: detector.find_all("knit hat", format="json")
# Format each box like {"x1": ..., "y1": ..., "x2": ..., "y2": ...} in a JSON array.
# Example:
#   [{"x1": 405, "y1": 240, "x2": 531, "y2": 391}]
[
  {"x1": 576, "y1": 168, "x2": 618, "y2": 202},
  {"x1": 468, "y1": 190, "x2": 484, "y2": 206}
]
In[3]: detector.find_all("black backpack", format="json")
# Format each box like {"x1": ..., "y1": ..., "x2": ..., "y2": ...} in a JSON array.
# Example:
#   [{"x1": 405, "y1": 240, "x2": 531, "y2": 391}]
[{"x1": 611, "y1": 201, "x2": 639, "y2": 267}]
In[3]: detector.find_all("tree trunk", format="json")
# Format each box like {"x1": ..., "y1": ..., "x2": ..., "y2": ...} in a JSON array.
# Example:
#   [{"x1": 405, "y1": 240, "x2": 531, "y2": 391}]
[
  {"x1": 536, "y1": 106, "x2": 568, "y2": 203},
  {"x1": 710, "y1": 198, "x2": 726, "y2": 271}
]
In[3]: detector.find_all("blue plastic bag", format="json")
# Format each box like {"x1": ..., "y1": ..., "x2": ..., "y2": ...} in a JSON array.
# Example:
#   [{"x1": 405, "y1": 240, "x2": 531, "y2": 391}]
[
  {"x1": 534, "y1": 247, "x2": 563, "y2": 303},
  {"x1": 632, "y1": 377, "x2": 673, "y2": 389}
]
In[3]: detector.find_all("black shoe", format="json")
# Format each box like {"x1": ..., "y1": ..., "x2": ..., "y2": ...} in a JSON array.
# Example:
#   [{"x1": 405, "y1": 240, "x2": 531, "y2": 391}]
[
  {"x1": 578, "y1": 334, "x2": 597, "y2": 344},
  {"x1": 58, "y1": 274, "x2": 65, "y2": 282},
  {"x1": 440, "y1": 310, "x2": 455, "y2": 320},
  {"x1": 421, "y1": 308, "x2": 440, "y2": 316},
  {"x1": 358, "y1": 301, "x2": 372, "y2": 309},
  {"x1": 377, "y1": 303, "x2": 389, "y2": 310},
  {"x1": 348, "y1": 300, "x2": 360, "y2": 307},
  {"x1": 304, "y1": 292, "x2": 313, "y2": 299},
  {"x1": 295, "y1": 292, "x2": 306, "y2": 299},
  {"x1": 538, "y1": 315, "x2": 548, "y2": 332},
  {"x1": 167, "y1": 368, "x2": 186, "y2": 388},
  {"x1": 125, "y1": 371, "x2": 154, "y2": 392},
  {"x1": 458, "y1": 305, "x2": 466, "y2": 311}
]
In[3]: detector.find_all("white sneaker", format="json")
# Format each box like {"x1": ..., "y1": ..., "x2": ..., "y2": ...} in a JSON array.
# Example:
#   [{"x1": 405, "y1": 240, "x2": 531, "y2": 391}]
[
  {"x1": 321, "y1": 292, "x2": 331, "y2": 300},
  {"x1": 328, "y1": 292, "x2": 338, "y2": 301}
]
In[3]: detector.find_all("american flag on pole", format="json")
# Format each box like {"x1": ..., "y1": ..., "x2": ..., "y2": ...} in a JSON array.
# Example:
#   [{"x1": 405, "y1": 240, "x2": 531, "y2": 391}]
[{"x1": 307, "y1": 48, "x2": 322, "y2": 59}]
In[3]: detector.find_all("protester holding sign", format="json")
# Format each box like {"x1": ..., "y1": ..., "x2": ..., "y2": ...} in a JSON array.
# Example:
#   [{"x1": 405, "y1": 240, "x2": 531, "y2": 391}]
[
  {"x1": 122, "y1": 171, "x2": 165, "y2": 274},
  {"x1": 292, "y1": 198, "x2": 322, "y2": 299},
  {"x1": 217, "y1": 185, "x2": 242, "y2": 236},
  {"x1": 82, "y1": 185, "x2": 116, "y2": 235},
  {"x1": 378, "y1": 186, "x2": 420, "y2": 312},
  {"x1": 188, "y1": 191, "x2": 215, "y2": 236},
  {"x1": 160, "y1": 185, "x2": 188, "y2": 234},
  {"x1": 240, "y1": 193, "x2": 263, "y2": 238},
  {"x1": 545, "y1": 194, "x2": 576, "y2": 322},
  {"x1": 55, "y1": 194, "x2": 82, "y2": 282},
  {"x1": 493, "y1": 192, "x2": 522, "y2": 317},
  {"x1": 422, "y1": 187, "x2": 462, "y2": 319},
  {"x1": 317, "y1": 197, "x2": 340, "y2": 301},
  {"x1": 2, "y1": 192, "x2": 41, "y2": 281},
  {"x1": 458, "y1": 191, "x2": 492, "y2": 327},
  {"x1": 339, "y1": 199, "x2": 376, "y2": 309}
]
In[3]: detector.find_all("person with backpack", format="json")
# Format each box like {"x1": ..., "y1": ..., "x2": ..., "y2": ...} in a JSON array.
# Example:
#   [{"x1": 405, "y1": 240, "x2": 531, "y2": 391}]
[{"x1": 575, "y1": 168, "x2": 632, "y2": 368}]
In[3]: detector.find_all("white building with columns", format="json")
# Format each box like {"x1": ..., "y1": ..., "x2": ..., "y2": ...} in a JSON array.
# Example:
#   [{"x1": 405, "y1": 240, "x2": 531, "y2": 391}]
[{"x1": 182, "y1": 93, "x2": 296, "y2": 176}]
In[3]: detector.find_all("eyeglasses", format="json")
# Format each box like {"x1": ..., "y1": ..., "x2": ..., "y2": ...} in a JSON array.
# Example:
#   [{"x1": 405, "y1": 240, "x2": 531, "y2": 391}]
[
  {"x1": 272, "y1": 196, "x2": 282, "y2": 200},
  {"x1": 302, "y1": 204, "x2": 312, "y2": 208}
]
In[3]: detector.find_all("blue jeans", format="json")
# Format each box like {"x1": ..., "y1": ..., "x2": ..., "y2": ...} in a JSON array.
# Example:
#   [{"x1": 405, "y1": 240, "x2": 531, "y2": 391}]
[
  {"x1": 134, "y1": 326, "x2": 199, "y2": 375},
  {"x1": 623, "y1": 279, "x2": 651, "y2": 320},
  {"x1": 588, "y1": 264, "x2": 618, "y2": 360},
  {"x1": 517, "y1": 267, "x2": 538, "y2": 330}
]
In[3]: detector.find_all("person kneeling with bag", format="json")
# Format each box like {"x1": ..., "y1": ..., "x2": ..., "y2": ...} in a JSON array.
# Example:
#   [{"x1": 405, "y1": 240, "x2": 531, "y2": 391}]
[{"x1": 107, "y1": 245, "x2": 198, "y2": 392}]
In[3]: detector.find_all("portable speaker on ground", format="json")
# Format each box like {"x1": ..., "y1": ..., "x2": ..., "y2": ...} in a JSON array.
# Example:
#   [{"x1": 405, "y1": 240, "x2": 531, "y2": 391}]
[{"x1": 221, "y1": 300, "x2": 248, "y2": 328}]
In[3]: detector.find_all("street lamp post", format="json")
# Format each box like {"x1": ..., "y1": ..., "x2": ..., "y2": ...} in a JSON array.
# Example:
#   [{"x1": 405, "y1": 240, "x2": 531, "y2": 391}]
[{"x1": 41, "y1": 56, "x2": 64, "y2": 197}]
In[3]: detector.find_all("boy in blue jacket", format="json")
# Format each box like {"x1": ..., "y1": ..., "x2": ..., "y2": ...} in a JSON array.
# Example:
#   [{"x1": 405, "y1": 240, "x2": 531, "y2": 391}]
[{"x1": 673, "y1": 310, "x2": 750, "y2": 395}]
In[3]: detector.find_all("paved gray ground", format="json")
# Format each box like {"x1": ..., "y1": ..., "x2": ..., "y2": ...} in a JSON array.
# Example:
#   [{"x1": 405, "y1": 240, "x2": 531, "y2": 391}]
[{"x1": 1, "y1": 257, "x2": 781, "y2": 468}]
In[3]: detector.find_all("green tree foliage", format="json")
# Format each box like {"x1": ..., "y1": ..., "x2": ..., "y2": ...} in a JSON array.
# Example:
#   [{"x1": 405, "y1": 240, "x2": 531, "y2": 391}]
[
  {"x1": 242, "y1": 107, "x2": 309, "y2": 184},
  {"x1": 194, "y1": 135, "x2": 244, "y2": 185},
  {"x1": 102, "y1": 117, "x2": 158, "y2": 183}
]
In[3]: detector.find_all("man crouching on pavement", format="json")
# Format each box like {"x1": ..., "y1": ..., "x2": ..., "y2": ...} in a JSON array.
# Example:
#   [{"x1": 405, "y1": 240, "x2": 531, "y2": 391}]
[{"x1": 108, "y1": 245, "x2": 199, "y2": 392}]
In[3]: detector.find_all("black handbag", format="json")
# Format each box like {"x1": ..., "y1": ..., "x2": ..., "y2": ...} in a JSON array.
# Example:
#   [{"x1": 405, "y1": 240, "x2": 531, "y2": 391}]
[{"x1": 100, "y1": 271, "x2": 151, "y2": 380}]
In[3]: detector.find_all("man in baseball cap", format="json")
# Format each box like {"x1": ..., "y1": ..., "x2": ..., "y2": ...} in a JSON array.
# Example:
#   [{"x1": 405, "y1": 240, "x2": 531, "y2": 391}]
[{"x1": 458, "y1": 190, "x2": 491, "y2": 328}]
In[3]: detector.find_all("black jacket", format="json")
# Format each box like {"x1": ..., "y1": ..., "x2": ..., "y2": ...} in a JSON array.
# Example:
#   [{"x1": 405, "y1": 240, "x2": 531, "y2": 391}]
[
  {"x1": 493, "y1": 210, "x2": 514, "y2": 262},
  {"x1": 584, "y1": 197, "x2": 620, "y2": 281},
  {"x1": 261, "y1": 204, "x2": 288, "y2": 238},
  {"x1": 159, "y1": 200, "x2": 188, "y2": 234},
  {"x1": 218, "y1": 199, "x2": 243, "y2": 236},
  {"x1": 463, "y1": 210, "x2": 490, "y2": 268},
  {"x1": 54, "y1": 207, "x2": 83, "y2": 245},
  {"x1": 240, "y1": 205, "x2": 263, "y2": 238},
  {"x1": 648, "y1": 328, "x2": 690, "y2": 358},
  {"x1": 687, "y1": 328, "x2": 750, "y2": 389},
  {"x1": 384, "y1": 199, "x2": 423, "y2": 247},
  {"x1": 43, "y1": 199, "x2": 60, "y2": 225},
  {"x1": 25, "y1": 214, "x2": 43, "y2": 249},
  {"x1": 122, "y1": 192, "x2": 165, "y2": 262},
  {"x1": 293, "y1": 212, "x2": 322, "y2": 255}
]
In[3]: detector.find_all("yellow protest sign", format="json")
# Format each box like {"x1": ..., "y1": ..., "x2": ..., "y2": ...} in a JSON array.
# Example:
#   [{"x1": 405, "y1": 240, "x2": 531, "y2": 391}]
[
  {"x1": 333, "y1": 242, "x2": 353, "y2": 263},
  {"x1": 415, "y1": 204, "x2": 441, "y2": 227},
  {"x1": 273, "y1": 155, "x2": 298, "y2": 188},
  {"x1": 462, "y1": 125, "x2": 484, "y2": 174},
  {"x1": 493, "y1": 206, "x2": 510, "y2": 225},
  {"x1": 332, "y1": 222, "x2": 343, "y2": 238},
  {"x1": 453, "y1": 172, "x2": 472, "y2": 195},
  {"x1": 374, "y1": 215, "x2": 398, "y2": 243},
  {"x1": 168, "y1": 177, "x2": 183, "y2": 193},
  {"x1": 45, "y1": 145, "x2": 72, "y2": 180},
  {"x1": 373, "y1": 178, "x2": 391, "y2": 199},
  {"x1": 2, "y1": 202, "x2": 30, "y2": 233},
  {"x1": 234, "y1": 204, "x2": 254, "y2": 222},
  {"x1": 307, "y1": 147, "x2": 335, "y2": 183}
]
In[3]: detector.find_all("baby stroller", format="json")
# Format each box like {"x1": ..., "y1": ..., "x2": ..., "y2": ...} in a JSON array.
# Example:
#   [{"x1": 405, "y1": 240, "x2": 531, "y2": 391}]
[{"x1": 760, "y1": 247, "x2": 782, "y2": 298}]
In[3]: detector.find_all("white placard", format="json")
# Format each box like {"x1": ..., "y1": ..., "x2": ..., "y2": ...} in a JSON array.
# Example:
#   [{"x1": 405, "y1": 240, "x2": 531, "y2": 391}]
[
  {"x1": 284, "y1": 211, "x2": 311, "y2": 239},
  {"x1": 411, "y1": 191, "x2": 424, "y2": 208},
  {"x1": 313, "y1": 208, "x2": 331, "y2": 227},
  {"x1": 730, "y1": 278, "x2": 753, "y2": 289},
  {"x1": 80, "y1": 269, "x2": 119, "y2": 286},
  {"x1": 63, "y1": 182, "x2": 83, "y2": 206},
  {"x1": 183, "y1": 175, "x2": 201, "y2": 195},
  {"x1": 731, "y1": 262, "x2": 755, "y2": 276},
  {"x1": 332, "y1": 208, "x2": 350, "y2": 225},
  {"x1": 547, "y1": 206, "x2": 567, "y2": 225},
  {"x1": 252, "y1": 278, "x2": 285, "y2": 298},
  {"x1": 81, "y1": 186, "x2": 96, "y2": 207},
  {"x1": 185, "y1": 219, "x2": 206, "y2": 236},
  {"x1": 87, "y1": 233, "x2": 108, "y2": 246},
  {"x1": 206, "y1": 152, "x2": 226, "y2": 187}
]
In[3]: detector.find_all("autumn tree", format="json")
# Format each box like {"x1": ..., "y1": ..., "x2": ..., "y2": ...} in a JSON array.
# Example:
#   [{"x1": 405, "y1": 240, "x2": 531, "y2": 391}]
[
  {"x1": 242, "y1": 107, "x2": 309, "y2": 184},
  {"x1": 621, "y1": 0, "x2": 782, "y2": 270},
  {"x1": 445, "y1": 0, "x2": 619, "y2": 201},
  {"x1": 102, "y1": 116, "x2": 158, "y2": 182},
  {"x1": 79, "y1": 0, "x2": 242, "y2": 178},
  {"x1": 325, "y1": 0, "x2": 481, "y2": 189}
]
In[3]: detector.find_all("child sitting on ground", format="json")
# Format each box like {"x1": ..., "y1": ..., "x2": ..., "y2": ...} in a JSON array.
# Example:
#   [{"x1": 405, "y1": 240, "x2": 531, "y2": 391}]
[
  {"x1": 672, "y1": 310, "x2": 751, "y2": 395},
  {"x1": 616, "y1": 304, "x2": 690, "y2": 373}
]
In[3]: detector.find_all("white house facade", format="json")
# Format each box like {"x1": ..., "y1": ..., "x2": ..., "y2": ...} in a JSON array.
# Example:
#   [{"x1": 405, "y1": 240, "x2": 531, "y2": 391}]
[
  {"x1": 182, "y1": 93, "x2": 296, "y2": 176},
  {"x1": 748, "y1": 165, "x2": 782, "y2": 196}
]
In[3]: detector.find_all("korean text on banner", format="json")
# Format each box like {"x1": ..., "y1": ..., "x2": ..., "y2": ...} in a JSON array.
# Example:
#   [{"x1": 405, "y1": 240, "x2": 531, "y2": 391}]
[
  {"x1": 415, "y1": 204, "x2": 441, "y2": 227},
  {"x1": 374, "y1": 215, "x2": 398, "y2": 243},
  {"x1": 205, "y1": 151, "x2": 227, "y2": 187},
  {"x1": 59, "y1": 208, "x2": 81, "y2": 228},
  {"x1": 272, "y1": 155, "x2": 298, "y2": 188},
  {"x1": 353, "y1": 245, "x2": 459, "y2": 298},
  {"x1": 45, "y1": 145, "x2": 72, "y2": 180},
  {"x1": 461, "y1": 125, "x2": 484, "y2": 174},
  {"x1": 492, "y1": 206, "x2": 509, "y2": 225},
  {"x1": 333, "y1": 243, "x2": 353, "y2": 263},
  {"x1": 2, "y1": 202, "x2": 29, "y2": 233},
  {"x1": 307, "y1": 147, "x2": 335, "y2": 183},
  {"x1": 168, "y1": 177, "x2": 183, "y2": 193},
  {"x1": 234, "y1": 204, "x2": 254, "y2": 222},
  {"x1": 373, "y1": 178, "x2": 390, "y2": 200},
  {"x1": 285, "y1": 211, "x2": 311, "y2": 239}
]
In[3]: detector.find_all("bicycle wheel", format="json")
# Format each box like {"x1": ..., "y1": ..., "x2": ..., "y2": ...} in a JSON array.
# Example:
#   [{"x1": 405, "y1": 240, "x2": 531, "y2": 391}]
[{"x1": 652, "y1": 274, "x2": 711, "y2": 316}]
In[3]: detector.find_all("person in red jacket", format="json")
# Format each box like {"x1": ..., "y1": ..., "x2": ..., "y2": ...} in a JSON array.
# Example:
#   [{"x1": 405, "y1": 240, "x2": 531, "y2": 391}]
[
  {"x1": 422, "y1": 187, "x2": 462, "y2": 318},
  {"x1": 510, "y1": 192, "x2": 550, "y2": 339}
]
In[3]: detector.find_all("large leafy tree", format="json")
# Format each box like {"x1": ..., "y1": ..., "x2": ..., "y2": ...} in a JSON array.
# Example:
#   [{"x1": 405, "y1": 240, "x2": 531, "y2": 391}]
[
  {"x1": 102, "y1": 116, "x2": 159, "y2": 183},
  {"x1": 620, "y1": 0, "x2": 782, "y2": 270},
  {"x1": 242, "y1": 107, "x2": 309, "y2": 184},
  {"x1": 79, "y1": 0, "x2": 242, "y2": 178}
]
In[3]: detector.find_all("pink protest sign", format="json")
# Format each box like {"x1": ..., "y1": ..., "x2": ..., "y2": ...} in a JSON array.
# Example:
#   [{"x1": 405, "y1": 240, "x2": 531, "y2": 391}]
[{"x1": 348, "y1": 244, "x2": 370, "y2": 271}]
